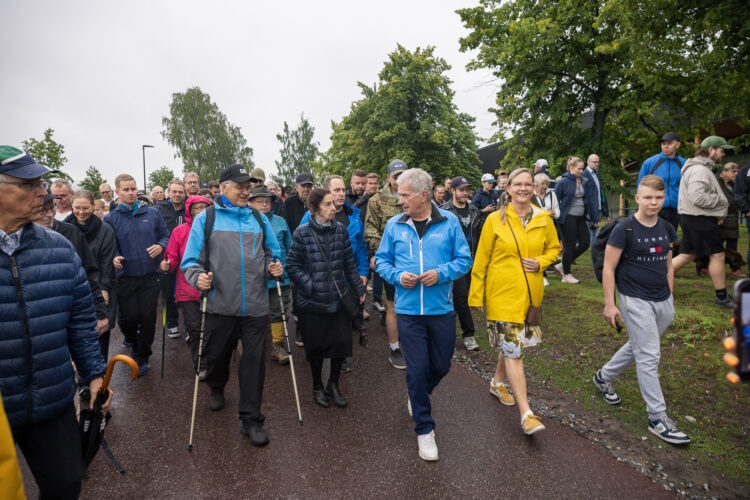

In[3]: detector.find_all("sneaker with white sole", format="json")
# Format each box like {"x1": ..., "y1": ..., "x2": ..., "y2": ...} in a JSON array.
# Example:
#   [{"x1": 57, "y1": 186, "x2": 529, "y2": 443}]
[
  {"x1": 417, "y1": 430, "x2": 438, "y2": 461},
  {"x1": 543, "y1": 276, "x2": 550, "y2": 287},
  {"x1": 389, "y1": 348, "x2": 406, "y2": 369},
  {"x1": 521, "y1": 411, "x2": 545, "y2": 435},
  {"x1": 407, "y1": 396, "x2": 412, "y2": 417},
  {"x1": 489, "y1": 378, "x2": 516, "y2": 406},
  {"x1": 561, "y1": 274, "x2": 580, "y2": 284},
  {"x1": 372, "y1": 301, "x2": 385, "y2": 313},
  {"x1": 463, "y1": 336, "x2": 480, "y2": 351},
  {"x1": 592, "y1": 370, "x2": 621, "y2": 405},
  {"x1": 648, "y1": 416, "x2": 690, "y2": 445},
  {"x1": 167, "y1": 327, "x2": 180, "y2": 339},
  {"x1": 554, "y1": 263, "x2": 564, "y2": 276}
]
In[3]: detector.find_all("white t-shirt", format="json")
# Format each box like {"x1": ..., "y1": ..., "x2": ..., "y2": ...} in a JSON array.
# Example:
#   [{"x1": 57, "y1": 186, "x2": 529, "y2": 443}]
[{"x1": 54, "y1": 210, "x2": 72, "y2": 221}]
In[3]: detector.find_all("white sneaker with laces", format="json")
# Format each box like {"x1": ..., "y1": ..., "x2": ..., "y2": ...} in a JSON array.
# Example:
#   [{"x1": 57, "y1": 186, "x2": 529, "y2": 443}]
[
  {"x1": 417, "y1": 430, "x2": 438, "y2": 461},
  {"x1": 167, "y1": 327, "x2": 180, "y2": 339},
  {"x1": 561, "y1": 274, "x2": 580, "y2": 284},
  {"x1": 463, "y1": 336, "x2": 480, "y2": 351}
]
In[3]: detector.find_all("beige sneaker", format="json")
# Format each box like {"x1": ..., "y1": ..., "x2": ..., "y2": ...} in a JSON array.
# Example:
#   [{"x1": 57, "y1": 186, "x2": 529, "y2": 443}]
[
  {"x1": 489, "y1": 378, "x2": 516, "y2": 406},
  {"x1": 521, "y1": 411, "x2": 545, "y2": 435}
]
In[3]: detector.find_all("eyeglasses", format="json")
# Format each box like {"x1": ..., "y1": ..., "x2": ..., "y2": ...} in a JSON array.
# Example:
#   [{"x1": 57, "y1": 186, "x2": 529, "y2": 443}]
[
  {"x1": 252, "y1": 198, "x2": 271, "y2": 205},
  {"x1": 0, "y1": 179, "x2": 48, "y2": 192},
  {"x1": 228, "y1": 182, "x2": 251, "y2": 192},
  {"x1": 100, "y1": 190, "x2": 112, "y2": 195}
]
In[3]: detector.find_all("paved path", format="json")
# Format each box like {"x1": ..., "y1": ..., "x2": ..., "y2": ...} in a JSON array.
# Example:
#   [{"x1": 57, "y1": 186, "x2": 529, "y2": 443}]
[{"x1": 21, "y1": 303, "x2": 673, "y2": 499}]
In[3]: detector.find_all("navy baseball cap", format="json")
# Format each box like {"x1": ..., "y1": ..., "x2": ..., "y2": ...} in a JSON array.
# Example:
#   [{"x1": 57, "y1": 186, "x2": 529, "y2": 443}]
[
  {"x1": 0, "y1": 146, "x2": 52, "y2": 179},
  {"x1": 450, "y1": 176, "x2": 470, "y2": 189},
  {"x1": 295, "y1": 173, "x2": 314, "y2": 185},
  {"x1": 220, "y1": 164, "x2": 252, "y2": 184}
]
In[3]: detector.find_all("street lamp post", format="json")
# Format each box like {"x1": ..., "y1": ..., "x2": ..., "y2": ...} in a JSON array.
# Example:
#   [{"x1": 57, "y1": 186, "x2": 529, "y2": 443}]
[{"x1": 142, "y1": 144, "x2": 154, "y2": 189}]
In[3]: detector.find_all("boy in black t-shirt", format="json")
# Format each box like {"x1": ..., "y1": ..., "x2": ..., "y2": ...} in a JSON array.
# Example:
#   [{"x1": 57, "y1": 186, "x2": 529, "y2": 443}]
[{"x1": 593, "y1": 175, "x2": 690, "y2": 445}]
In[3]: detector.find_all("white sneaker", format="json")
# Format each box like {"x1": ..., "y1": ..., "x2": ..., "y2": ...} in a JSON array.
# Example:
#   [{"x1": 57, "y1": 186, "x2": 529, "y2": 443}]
[
  {"x1": 543, "y1": 276, "x2": 550, "y2": 287},
  {"x1": 561, "y1": 274, "x2": 580, "y2": 284},
  {"x1": 417, "y1": 430, "x2": 438, "y2": 461},
  {"x1": 167, "y1": 327, "x2": 180, "y2": 338},
  {"x1": 463, "y1": 336, "x2": 480, "y2": 351},
  {"x1": 554, "y1": 263, "x2": 564, "y2": 276},
  {"x1": 407, "y1": 396, "x2": 412, "y2": 417}
]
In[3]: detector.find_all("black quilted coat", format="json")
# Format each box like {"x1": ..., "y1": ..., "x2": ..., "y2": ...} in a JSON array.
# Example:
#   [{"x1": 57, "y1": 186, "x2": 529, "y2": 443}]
[{"x1": 286, "y1": 216, "x2": 365, "y2": 313}]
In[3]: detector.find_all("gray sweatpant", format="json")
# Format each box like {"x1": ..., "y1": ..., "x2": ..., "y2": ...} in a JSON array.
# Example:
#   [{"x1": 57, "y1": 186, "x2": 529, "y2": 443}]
[{"x1": 600, "y1": 292, "x2": 674, "y2": 420}]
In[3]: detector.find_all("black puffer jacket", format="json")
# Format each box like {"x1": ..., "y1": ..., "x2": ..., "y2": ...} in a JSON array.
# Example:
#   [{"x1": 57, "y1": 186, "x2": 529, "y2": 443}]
[
  {"x1": 717, "y1": 174, "x2": 739, "y2": 240},
  {"x1": 286, "y1": 216, "x2": 366, "y2": 313}
]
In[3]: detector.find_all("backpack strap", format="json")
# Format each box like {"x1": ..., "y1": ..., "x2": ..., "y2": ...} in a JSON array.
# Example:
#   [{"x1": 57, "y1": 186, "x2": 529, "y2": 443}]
[
  {"x1": 648, "y1": 156, "x2": 683, "y2": 176},
  {"x1": 622, "y1": 216, "x2": 634, "y2": 258},
  {"x1": 249, "y1": 206, "x2": 268, "y2": 244},
  {"x1": 203, "y1": 205, "x2": 216, "y2": 264}
]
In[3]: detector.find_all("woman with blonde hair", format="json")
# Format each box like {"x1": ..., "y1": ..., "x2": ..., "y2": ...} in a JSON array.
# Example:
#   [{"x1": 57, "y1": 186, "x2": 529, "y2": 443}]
[{"x1": 469, "y1": 168, "x2": 560, "y2": 435}]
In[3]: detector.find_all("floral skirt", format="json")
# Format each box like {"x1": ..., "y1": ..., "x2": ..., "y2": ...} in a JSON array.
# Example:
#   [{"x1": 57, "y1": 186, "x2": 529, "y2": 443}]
[{"x1": 487, "y1": 321, "x2": 542, "y2": 359}]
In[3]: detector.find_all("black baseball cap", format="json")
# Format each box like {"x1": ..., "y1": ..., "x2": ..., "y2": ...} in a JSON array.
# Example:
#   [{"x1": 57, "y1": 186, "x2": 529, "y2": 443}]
[
  {"x1": 295, "y1": 173, "x2": 314, "y2": 185},
  {"x1": 661, "y1": 132, "x2": 680, "y2": 143},
  {"x1": 219, "y1": 164, "x2": 252, "y2": 184},
  {"x1": 450, "y1": 176, "x2": 470, "y2": 189},
  {"x1": 42, "y1": 192, "x2": 60, "y2": 205}
]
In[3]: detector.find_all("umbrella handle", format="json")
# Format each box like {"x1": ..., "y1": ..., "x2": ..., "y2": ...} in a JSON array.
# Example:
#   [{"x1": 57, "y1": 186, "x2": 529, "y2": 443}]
[{"x1": 100, "y1": 355, "x2": 139, "y2": 393}]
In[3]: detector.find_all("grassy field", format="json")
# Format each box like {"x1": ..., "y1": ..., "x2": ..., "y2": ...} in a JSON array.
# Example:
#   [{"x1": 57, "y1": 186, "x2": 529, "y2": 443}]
[{"x1": 468, "y1": 236, "x2": 750, "y2": 485}]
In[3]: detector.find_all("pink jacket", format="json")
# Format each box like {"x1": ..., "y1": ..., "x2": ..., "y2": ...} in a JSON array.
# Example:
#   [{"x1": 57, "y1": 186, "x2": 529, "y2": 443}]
[{"x1": 164, "y1": 195, "x2": 213, "y2": 302}]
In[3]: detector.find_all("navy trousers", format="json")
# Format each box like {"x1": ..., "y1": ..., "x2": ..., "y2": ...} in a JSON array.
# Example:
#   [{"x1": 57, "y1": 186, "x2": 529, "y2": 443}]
[{"x1": 397, "y1": 312, "x2": 456, "y2": 435}]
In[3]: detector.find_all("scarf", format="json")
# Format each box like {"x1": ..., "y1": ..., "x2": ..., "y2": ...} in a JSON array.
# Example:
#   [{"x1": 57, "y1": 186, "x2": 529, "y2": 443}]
[{"x1": 65, "y1": 213, "x2": 103, "y2": 244}]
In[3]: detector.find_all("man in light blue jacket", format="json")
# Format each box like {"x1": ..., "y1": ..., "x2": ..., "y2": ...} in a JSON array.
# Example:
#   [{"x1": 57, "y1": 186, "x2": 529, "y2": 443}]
[{"x1": 375, "y1": 168, "x2": 472, "y2": 462}]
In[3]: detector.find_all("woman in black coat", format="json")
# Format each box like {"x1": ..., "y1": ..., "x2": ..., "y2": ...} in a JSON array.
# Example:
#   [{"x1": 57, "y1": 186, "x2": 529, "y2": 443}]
[
  {"x1": 286, "y1": 188, "x2": 366, "y2": 408},
  {"x1": 66, "y1": 189, "x2": 118, "y2": 361}
]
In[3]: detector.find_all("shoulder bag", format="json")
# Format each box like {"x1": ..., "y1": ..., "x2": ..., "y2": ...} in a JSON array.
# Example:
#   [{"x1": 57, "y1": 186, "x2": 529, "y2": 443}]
[
  {"x1": 310, "y1": 227, "x2": 360, "y2": 321},
  {"x1": 506, "y1": 216, "x2": 542, "y2": 326}
]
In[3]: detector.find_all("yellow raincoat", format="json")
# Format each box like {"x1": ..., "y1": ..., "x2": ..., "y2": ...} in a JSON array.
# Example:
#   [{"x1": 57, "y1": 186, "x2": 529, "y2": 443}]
[
  {"x1": 469, "y1": 204, "x2": 560, "y2": 323},
  {"x1": 0, "y1": 392, "x2": 25, "y2": 500}
]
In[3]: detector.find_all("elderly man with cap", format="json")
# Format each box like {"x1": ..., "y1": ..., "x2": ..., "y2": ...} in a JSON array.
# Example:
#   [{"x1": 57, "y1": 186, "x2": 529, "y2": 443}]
[
  {"x1": 672, "y1": 136, "x2": 734, "y2": 307},
  {"x1": 533, "y1": 159, "x2": 555, "y2": 188},
  {"x1": 0, "y1": 146, "x2": 109, "y2": 498},
  {"x1": 365, "y1": 159, "x2": 409, "y2": 369},
  {"x1": 181, "y1": 164, "x2": 282, "y2": 446},
  {"x1": 637, "y1": 132, "x2": 686, "y2": 231},
  {"x1": 282, "y1": 172, "x2": 314, "y2": 235},
  {"x1": 471, "y1": 173, "x2": 500, "y2": 215},
  {"x1": 376, "y1": 168, "x2": 472, "y2": 460},
  {"x1": 248, "y1": 184, "x2": 293, "y2": 365},
  {"x1": 440, "y1": 176, "x2": 482, "y2": 351}
]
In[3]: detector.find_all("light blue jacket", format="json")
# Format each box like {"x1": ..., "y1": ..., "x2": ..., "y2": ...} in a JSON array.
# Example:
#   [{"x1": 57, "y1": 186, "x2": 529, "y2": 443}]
[
  {"x1": 375, "y1": 205, "x2": 472, "y2": 316},
  {"x1": 637, "y1": 152, "x2": 686, "y2": 209},
  {"x1": 300, "y1": 203, "x2": 369, "y2": 277},
  {"x1": 267, "y1": 212, "x2": 291, "y2": 288}
]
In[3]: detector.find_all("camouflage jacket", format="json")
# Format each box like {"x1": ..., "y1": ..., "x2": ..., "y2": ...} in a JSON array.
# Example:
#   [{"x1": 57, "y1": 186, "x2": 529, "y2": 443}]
[{"x1": 364, "y1": 183, "x2": 403, "y2": 254}]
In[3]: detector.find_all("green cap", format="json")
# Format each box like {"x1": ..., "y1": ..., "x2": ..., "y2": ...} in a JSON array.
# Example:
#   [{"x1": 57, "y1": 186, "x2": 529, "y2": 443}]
[{"x1": 699, "y1": 136, "x2": 734, "y2": 150}]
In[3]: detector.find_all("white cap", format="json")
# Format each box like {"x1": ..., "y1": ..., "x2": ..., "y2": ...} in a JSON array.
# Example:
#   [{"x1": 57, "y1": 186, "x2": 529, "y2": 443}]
[
  {"x1": 534, "y1": 159, "x2": 548, "y2": 168},
  {"x1": 481, "y1": 173, "x2": 497, "y2": 183}
]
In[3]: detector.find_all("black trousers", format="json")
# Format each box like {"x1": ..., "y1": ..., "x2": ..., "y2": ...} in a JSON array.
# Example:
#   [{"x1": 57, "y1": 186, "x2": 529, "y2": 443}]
[
  {"x1": 203, "y1": 313, "x2": 267, "y2": 424},
  {"x1": 117, "y1": 274, "x2": 161, "y2": 363},
  {"x1": 561, "y1": 215, "x2": 590, "y2": 274},
  {"x1": 12, "y1": 404, "x2": 82, "y2": 500},
  {"x1": 180, "y1": 301, "x2": 205, "y2": 370},
  {"x1": 452, "y1": 272, "x2": 474, "y2": 338},
  {"x1": 161, "y1": 272, "x2": 179, "y2": 329},
  {"x1": 658, "y1": 207, "x2": 679, "y2": 231}
]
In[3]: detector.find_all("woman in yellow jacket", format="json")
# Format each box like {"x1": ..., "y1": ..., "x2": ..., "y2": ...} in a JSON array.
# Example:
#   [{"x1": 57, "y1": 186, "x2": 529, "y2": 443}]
[
  {"x1": 0, "y1": 391, "x2": 25, "y2": 500},
  {"x1": 469, "y1": 168, "x2": 560, "y2": 435}
]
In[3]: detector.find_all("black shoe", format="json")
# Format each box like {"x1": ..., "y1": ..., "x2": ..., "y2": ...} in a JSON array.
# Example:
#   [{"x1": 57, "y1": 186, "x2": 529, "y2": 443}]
[
  {"x1": 325, "y1": 382, "x2": 347, "y2": 408},
  {"x1": 209, "y1": 387, "x2": 225, "y2": 411},
  {"x1": 313, "y1": 387, "x2": 330, "y2": 408},
  {"x1": 341, "y1": 358, "x2": 353, "y2": 373},
  {"x1": 240, "y1": 420, "x2": 269, "y2": 447},
  {"x1": 295, "y1": 330, "x2": 304, "y2": 347}
]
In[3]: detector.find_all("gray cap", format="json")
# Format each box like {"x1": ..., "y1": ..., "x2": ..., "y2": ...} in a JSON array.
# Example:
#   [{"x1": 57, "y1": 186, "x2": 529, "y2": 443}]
[{"x1": 387, "y1": 159, "x2": 408, "y2": 176}]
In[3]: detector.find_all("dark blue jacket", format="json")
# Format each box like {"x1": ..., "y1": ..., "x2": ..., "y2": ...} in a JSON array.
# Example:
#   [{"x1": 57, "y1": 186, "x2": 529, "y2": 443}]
[
  {"x1": 580, "y1": 167, "x2": 609, "y2": 219},
  {"x1": 104, "y1": 203, "x2": 170, "y2": 278},
  {"x1": 157, "y1": 200, "x2": 186, "y2": 234},
  {"x1": 286, "y1": 217, "x2": 366, "y2": 314},
  {"x1": 0, "y1": 223, "x2": 106, "y2": 427},
  {"x1": 299, "y1": 203, "x2": 369, "y2": 277},
  {"x1": 471, "y1": 189, "x2": 499, "y2": 211},
  {"x1": 554, "y1": 172, "x2": 599, "y2": 224}
]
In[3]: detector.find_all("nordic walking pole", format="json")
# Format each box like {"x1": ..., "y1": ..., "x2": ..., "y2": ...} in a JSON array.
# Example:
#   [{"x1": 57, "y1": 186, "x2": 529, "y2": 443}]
[
  {"x1": 188, "y1": 293, "x2": 208, "y2": 451},
  {"x1": 161, "y1": 289, "x2": 167, "y2": 379},
  {"x1": 277, "y1": 277, "x2": 302, "y2": 425}
]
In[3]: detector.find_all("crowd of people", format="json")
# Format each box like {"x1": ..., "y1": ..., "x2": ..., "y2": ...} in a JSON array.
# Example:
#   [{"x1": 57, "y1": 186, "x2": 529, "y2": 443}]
[{"x1": 0, "y1": 131, "x2": 744, "y2": 495}]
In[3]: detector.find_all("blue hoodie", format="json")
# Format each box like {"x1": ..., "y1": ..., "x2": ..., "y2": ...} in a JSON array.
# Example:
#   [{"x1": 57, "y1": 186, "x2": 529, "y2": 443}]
[
  {"x1": 637, "y1": 152, "x2": 686, "y2": 209},
  {"x1": 104, "y1": 203, "x2": 170, "y2": 277},
  {"x1": 300, "y1": 203, "x2": 369, "y2": 277},
  {"x1": 375, "y1": 205, "x2": 472, "y2": 316}
]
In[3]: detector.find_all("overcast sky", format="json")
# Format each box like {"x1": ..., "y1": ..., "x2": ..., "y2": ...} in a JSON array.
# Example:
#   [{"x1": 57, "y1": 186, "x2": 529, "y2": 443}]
[{"x1": 1, "y1": 0, "x2": 499, "y2": 187}]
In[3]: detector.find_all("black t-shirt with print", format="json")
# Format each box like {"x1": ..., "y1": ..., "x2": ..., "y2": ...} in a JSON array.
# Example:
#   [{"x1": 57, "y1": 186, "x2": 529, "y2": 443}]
[{"x1": 608, "y1": 216, "x2": 677, "y2": 301}]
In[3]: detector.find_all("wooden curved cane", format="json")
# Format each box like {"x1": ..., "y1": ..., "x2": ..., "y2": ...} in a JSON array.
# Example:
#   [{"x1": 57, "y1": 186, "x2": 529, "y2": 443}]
[{"x1": 99, "y1": 355, "x2": 139, "y2": 394}]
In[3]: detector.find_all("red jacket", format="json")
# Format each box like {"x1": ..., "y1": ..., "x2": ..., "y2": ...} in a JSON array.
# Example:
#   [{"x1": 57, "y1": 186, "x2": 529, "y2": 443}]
[{"x1": 164, "y1": 195, "x2": 213, "y2": 302}]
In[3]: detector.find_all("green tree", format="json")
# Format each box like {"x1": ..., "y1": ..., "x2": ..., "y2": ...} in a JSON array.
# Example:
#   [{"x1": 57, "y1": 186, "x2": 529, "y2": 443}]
[
  {"x1": 324, "y1": 45, "x2": 481, "y2": 186},
  {"x1": 22, "y1": 128, "x2": 74, "y2": 183},
  {"x1": 272, "y1": 113, "x2": 319, "y2": 187},
  {"x1": 78, "y1": 166, "x2": 107, "y2": 196},
  {"x1": 148, "y1": 166, "x2": 177, "y2": 191},
  {"x1": 457, "y1": 0, "x2": 750, "y2": 190},
  {"x1": 162, "y1": 87, "x2": 254, "y2": 182}
]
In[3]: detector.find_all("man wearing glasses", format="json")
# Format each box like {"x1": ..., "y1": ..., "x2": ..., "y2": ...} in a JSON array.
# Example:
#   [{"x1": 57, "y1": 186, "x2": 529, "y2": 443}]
[
  {"x1": 0, "y1": 146, "x2": 109, "y2": 498},
  {"x1": 99, "y1": 182, "x2": 116, "y2": 212},
  {"x1": 182, "y1": 164, "x2": 283, "y2": 446}
]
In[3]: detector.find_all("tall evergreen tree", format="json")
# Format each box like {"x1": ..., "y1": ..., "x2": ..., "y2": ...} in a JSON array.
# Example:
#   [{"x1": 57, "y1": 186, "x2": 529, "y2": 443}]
[{"x1": 272, "y1": 113, "x2": 319, "y2": 187}]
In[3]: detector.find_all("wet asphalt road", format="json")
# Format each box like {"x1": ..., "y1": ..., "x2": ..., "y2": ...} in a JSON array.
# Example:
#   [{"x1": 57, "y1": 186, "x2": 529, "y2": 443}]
[{"x1": 19, "y1": 301, "x2": 674, "y2": 499}]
